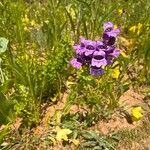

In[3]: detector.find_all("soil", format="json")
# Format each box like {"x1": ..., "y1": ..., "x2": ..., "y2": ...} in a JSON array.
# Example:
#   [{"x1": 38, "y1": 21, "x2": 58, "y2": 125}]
[{"x1": 94, "y1": 88, "x2": 146, "y2": 134}]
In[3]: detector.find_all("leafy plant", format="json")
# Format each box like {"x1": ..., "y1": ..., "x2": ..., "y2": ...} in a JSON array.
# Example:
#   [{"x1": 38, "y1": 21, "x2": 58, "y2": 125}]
[{"x1": 81, "y1": 130, "x2": 115, "y2": 150}]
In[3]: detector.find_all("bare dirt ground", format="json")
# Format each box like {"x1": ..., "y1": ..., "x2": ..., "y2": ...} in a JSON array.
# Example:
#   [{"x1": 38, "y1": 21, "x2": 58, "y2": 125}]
[{"x1": 95, "y1": 88, "x2": 145, "y2": 134}]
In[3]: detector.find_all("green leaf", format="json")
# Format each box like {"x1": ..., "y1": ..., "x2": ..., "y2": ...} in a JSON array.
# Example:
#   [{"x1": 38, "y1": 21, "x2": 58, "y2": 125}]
[
  {"x1": 0, "y1": 38, "x2": 9, "y2": 53},
  {"x1": 82, "y1": 141, "x2": 97, "y2": 147},
  {"x1": 0, "y1": 126, "x2": 9, "y2": 144},
  {"x1": 93, "y1": 146, "x2": 101, "y2": 150},
  {"x1": 0, "y1": 93, "x2": 13, "y2": 125},
  {"x1": 82, "y1": 131, "x2": 94, "y2": 140},
  {"x1": 0, "y1": 80, "x2": 14, "y2": 93}
]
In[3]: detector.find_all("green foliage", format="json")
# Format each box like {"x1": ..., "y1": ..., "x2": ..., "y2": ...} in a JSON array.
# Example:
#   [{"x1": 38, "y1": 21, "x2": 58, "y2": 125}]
[
  {"x1": 81, "y1": 130, "x2": 115, "y2": 150},
  {"x1": 0, "y1": 38, "x2": 8, "y2": 54},
  {"x1": 0, "y1": 93, "x2": 13, "y2": 125}
]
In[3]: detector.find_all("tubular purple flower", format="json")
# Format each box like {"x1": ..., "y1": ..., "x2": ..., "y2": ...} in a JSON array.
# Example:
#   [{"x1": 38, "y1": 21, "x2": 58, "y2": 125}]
[
  {"x1": 84, "y1": 40, "x2": 97, "y2": 56},
  {"x1": 70, "y1": 22, "x2": 121, "y2": 76},
  {"x1": 73, "y1": 44, "x2": 86, "y2": 55},
  {"x1": 91, "y1": 51, "x2": 107, "y2": 67},
  {"x1": 96, "y1": 41, "x2": 107, "y2": 51},
  {"x1": 103, "y1": 35, "x2": 116, "y2": 46},
  {"x1": 90, "y1": 66, "x2": 104, "y2": 76},
  {"x1": 104, "y1": 22, "x2": 114, "y2": 32},
  {"x1": 105, "y1": 29, "x2": 120, "y2": 38},
  {"x1": 108, "y1": 49, "x2": 120, "y2": 58},
  {"x1": 103, "y1": 22, "x2": 120, "y2": 43},
  {"x1": 80, "y1": 37, "x2": 87, "y2": 48},
  {"x1": 103, "y1": 45, "x2": 115, "y2": 53},
  {"x1": 107, "y1": 36, "x2": 116, "y2": 46},
  {"x1": 70, "y1": 58, "x2": 82, "y2": 69},
  {"x1": 70, "y1": 54, "x2": 85, "y2": 69},
  {"x1": 73, "y1": 37, "x2": 88, "y2": 55}
]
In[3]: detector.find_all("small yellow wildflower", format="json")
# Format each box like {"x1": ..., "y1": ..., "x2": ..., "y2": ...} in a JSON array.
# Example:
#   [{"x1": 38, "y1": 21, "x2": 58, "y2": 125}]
[
  {"x1": 22, "y1": 14, "x2": 29, "y2": 24},
  {"x1": 118, "y1": 9, "x2": 123, "y2": 16},
  {"x1": 137, "y1": 23, "x2": 143, "y2": 35},
  {"x1": 129, "y1": 23, "x2": 143, "y2": 35},
  {"x1": 31, "y1": 20, "x2": 36, "y2": 26},
  {"x1": 112, "y1": 67, "x2": 120, "y2": 79},
  {"x1": 114, "y1": 24, "x2": 118, "y2": 29},
  {"x1": 129, "y1": 26, "x2": 136, "y2": 33},
  {"x1": 56, "y1": 126, "x2": 72, "y2": 141},
  {"x1": 131, "y1": 106, "x2": 143, "y2": 121},
  {"x1": 24, "y1": 26, "x2": 29, "y2": 31}
]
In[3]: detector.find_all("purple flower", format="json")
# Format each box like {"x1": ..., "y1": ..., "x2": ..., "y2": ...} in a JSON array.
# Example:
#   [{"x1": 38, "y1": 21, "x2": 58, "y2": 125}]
[
  {"x1": 70, "y1": 58, "x2": 82, "y2": 69},
  {"x1": 80, "y1": 37, "x2": 87, "y2": 48},
  {"x1": 104, "y1": 22, "x2": 114, "y2": 32},
  {"x1": 108, "y1": 49, "x2": 120, "y2": 58},
  {"x1": 103, "y1": 29, "x2": 120, "y2": 38},
  {"x1": 103, "y1": 22, "x2": 120, "y2": 36},
  {"x1": 103, "y1": 35, "x2": 116, "y2": 46},
  {"x1": 106, "y1": 56, "x2": 113, "y2": 64},
  {"x1": 90, "y1": 66, "x2": 104, "y2": 76},
  {"x1": 73, "y1": 45, "x2": 86, "y2": 55},
  {"x1": 70, "y1": 54, "x2": 85, "y2": 69},
  {"x1": 84, "y1": 40, "x2": 97, "y2": 56},
  {"x1": 91, "y1": 51, "x2": 107, "y2": 67},
  {"x1": 73, "y1": 37, "x2": 87, "y2": 55},
  {"x1": 103, "y1": 22, "x2": 120, "y2": 46},
  {"x1": 96, "y1": 41, "x2": 107, "y2": 51},
  {"x1": 103, "y1": 45, "x2": 115, "y2": 53},
  {"x1": 70, "y1": 22, "x2": 121, "y2": 76}
]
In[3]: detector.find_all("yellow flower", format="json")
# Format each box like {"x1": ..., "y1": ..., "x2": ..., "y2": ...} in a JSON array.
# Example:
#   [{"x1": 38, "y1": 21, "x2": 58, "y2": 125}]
[
  {"x1": 129, "y1": 23, "x2": 143, "y2": 35},
  {"x1": 31, "y1": 20, "x2": 36, "y2": 26},
  {"x1": 22, "y1": 14, "x2": 29, "y2": 24},
  {"x1": 137, "y1": 23, "x2": 143, "y2": 35},
  {"x1": 131, "y1": 106, "x2": 143, "y2": 121},
  {"x1": 118, "y1": 9, "x2": 123, "y2": 16},
  {"x1": 129, "y1": 26, "x2": 136, "y2": 33},
  {"x1": 112, "y1": 67, "x2": 120, "y2": 79},
  {"x1": 24, "y1": 26, "x2": 29, "y2": 31},
  {"x1": 114, "y1": 24, "x2": 118, "y2": 29},
  {"x1": 56, "y1": 126, "x2": 72, "y2": 141}
]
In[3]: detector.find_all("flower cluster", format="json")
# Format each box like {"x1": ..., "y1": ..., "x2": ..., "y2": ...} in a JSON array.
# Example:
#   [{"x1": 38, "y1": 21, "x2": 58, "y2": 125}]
[{"x1": 70, "y1": 22, "x2": 121, "y2": 76}]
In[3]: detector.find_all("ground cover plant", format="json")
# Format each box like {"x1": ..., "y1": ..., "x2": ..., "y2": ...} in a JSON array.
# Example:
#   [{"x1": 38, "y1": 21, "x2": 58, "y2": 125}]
[{"x1": 0, "y1": 0, "x2": 150, "y2": 149}]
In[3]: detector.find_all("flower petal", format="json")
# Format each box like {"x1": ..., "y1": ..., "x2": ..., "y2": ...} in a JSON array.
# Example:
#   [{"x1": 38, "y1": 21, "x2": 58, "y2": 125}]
[
  {"x1": 90, "y1": 66, "x2": 104, "y2": 76},
  {"x1": 80, "y1": 37, "x2": 87, "y2": 48},
  {"x1": 70, "y1": 58, "x2": 82, "y2": 69},
  {"x1": 107, "y1": 29, "x2": 120, "y2": 37},
  {"x1": 84, "y1": 50, "x2": 95, "y2": 56},
  {"x1": 104, "y1": 22, "x2": 114, "y2": 31},
  {"x1": 91, "y1": 51, "x2": 107, "y2": 67},
  {"x1": 86, "y1": 40, "x2": 97, "y2": 50},
  {"x1": 96, "y1": 41, "x2": 107, "y2": 51},
  {"x1": 109, "y1": 49, "x2": 120, "y2": 58},
  {"x1": 91, "y1": 58, "x2": 107, "y2": 67}
]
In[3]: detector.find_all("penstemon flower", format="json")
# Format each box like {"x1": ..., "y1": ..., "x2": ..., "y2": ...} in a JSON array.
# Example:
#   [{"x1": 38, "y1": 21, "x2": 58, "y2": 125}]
[{"x1": 70, "y1": 22, "x2": 121, "y2": 76}]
